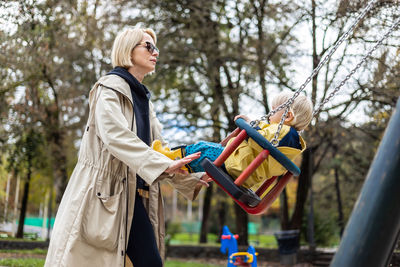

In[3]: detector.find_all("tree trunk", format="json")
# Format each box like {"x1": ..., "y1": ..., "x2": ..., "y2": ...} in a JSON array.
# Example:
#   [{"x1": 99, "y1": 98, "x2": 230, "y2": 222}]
[
  {"x1": 46, "y1": 185, "x2": 53, "y2": 241},
  {"x1": 334, "y1": 166, "x2": 345, "y2": 236},
  {"x1": 217, "y1": 195, "x2": 227, "y2": 240},
  {"x1": 234, "y1": 204, "x2": 248, "y2": 246},
  {"x1": 4, "y1": 174, "x2": 11, "y2": 223},
  {"x1": 252, "y1": 0, "x2": 270, "y2": 114},
  {"x1": 49, "y1": 130, "x2": 68, "y2": 205},
  {"x1": 279, "y1": 187, "x2": 289, "y2": 230},
  {"x1": 12, "y1": 174, "x2": 20, "y2": 237},
  {"x1": 199, "y1": 183, "x2": 213, "y2": 243},
  {"x1": 307, "y1": 180, "x2": 315, "y2": 250},
  {"x1": 289, "y1": 148, "x2": 313, "y2": 230},
  {"x1": 16, "y1": 158, "x2": 32, "y2": 238}
]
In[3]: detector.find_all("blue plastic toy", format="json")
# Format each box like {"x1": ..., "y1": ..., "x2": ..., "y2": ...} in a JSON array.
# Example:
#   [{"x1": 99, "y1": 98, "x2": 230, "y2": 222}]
[{"x1": 220, "y1": 226, "x2": 258, "y2": 267}]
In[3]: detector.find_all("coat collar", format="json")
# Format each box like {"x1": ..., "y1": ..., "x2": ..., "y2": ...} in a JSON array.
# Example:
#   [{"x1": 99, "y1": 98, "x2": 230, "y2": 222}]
[{"x1": 97, "y1": 74, "x2": 133, "y2": 105}]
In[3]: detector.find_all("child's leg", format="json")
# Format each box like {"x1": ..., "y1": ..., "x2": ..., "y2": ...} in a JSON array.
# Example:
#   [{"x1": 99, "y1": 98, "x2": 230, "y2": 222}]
[
  {"x1": 152, "y1": 140, "x2": 184, "y2": 160},
  {"x1": 152, "y1": 140, "x2": 224, "y2": 173},
  {"x1": 152, "y1": 140, "x2": 188, "y2": 171},
  {"x1": 184, "y1": 141, "x2": 224, "y2": 172}
]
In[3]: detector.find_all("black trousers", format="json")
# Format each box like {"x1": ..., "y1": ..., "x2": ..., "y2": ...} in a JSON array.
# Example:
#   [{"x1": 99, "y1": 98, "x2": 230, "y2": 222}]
[{"x1": 126, "y1": 193, "x2": 162, "y2": 267}]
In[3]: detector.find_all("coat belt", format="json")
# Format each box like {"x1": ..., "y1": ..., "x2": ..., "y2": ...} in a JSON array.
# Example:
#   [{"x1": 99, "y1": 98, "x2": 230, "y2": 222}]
[{"x1": 137, "y1": 188, "x2": 149, "y2": 198}]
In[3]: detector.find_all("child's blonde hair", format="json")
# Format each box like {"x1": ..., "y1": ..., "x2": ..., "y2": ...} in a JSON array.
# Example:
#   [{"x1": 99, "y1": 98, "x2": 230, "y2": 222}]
[{"x1": 272, "y1": 92, "x2": 313, "y2": 131}]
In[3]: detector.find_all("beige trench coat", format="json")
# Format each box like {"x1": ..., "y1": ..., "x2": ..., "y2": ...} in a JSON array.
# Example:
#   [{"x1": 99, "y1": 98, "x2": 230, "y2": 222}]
[{"x1": 45, "y1": 75, "x2": 202, "y2": 267}]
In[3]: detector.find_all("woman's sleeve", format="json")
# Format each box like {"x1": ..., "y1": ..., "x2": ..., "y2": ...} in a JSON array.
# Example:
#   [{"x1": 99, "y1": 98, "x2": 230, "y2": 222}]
[
  {"x1": 166, "y1": 172, "x2": 203, "y2": 201},
  {"x1": 94, "y1": 87, "x2": 173, "y2": 186},
  {"x1": 149, "y1": 101, "x2": 203, "y2": 200}
]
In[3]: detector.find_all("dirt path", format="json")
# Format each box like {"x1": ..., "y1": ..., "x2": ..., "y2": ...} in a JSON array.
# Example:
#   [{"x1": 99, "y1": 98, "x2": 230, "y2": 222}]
[{"x1": 0, "y1": 252, "x2": 46, "y2": 259}]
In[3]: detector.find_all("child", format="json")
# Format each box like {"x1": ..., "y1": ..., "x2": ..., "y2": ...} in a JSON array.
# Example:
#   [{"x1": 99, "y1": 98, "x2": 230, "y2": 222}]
[{"x1": 153, "y1": 92, "x2": 313, "y2": 189}]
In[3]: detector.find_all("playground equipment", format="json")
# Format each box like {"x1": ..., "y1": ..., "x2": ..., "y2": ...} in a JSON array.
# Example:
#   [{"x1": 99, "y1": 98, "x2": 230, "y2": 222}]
[
  {"x1": 201, "y1": 118, "x2": 300, "y2": 215},
  {"x1": 220, "y1": 226, "x2": 258, "y2": 267},
  {"x1": 201, "y1": 0, "x2": 399, "y2": 215},
  {"x1": 330, "y1": 97, "x2": 400, "y2": 266}
]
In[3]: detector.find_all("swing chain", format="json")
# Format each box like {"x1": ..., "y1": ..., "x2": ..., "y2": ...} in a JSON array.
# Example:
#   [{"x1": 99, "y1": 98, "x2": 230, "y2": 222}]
[
  {"x1": 313, "y1": 16, "x2": 400, "y2": 116},
  {"x1": 261, "y1": 0, "x2": 378, "y2": 124},
  {"x1": 270, "y1": 106, "x2": 290, "y2": 147},
  {"x1": 251, "y1": 0, "x2": 380, "y2": 146}
]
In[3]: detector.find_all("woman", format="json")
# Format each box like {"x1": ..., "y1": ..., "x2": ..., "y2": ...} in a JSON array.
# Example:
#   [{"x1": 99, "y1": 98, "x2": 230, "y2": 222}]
[{"x1": 44, "y1": 27, "x2": 208, "y2": 267}]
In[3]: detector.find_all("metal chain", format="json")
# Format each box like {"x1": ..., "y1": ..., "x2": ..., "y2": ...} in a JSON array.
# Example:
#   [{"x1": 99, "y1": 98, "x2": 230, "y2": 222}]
[
  {"x1": 263, "y1": 0, "x2": 378, "y2": 121},
  {"x1": 270, "y1": 106, "x2": 290, "y2": 146},
  {"x1": 313, "y1": 17, "x2": 400, "y2": 116},
  {"x1": 251, "y1": 0, "x2": 379, "y2": 146}
]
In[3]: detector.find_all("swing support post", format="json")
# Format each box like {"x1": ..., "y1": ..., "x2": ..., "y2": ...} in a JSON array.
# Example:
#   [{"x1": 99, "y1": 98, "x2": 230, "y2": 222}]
[{"x1": 331, "y1": 97, "x2": 400, "y2": 267}]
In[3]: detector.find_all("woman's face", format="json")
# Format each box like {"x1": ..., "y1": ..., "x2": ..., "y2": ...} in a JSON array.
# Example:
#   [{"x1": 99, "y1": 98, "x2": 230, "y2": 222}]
[{"x1": 131, "y1": 33, "x2": 159, "y2": 75}]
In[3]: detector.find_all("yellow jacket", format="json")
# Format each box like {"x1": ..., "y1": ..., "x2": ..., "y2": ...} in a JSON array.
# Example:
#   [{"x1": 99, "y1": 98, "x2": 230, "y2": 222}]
[{"x1": 224, "y1": 122, "x2": 306, "y2": 189}]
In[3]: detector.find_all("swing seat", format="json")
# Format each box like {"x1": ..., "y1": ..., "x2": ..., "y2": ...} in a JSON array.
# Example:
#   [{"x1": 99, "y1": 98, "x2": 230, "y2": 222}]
[
  {"x1": 201, "y1": 158, "x2": 261, "y2": 207},
  {"x1": 201, "y1": 118, "x2": 301, "y2": 215}
]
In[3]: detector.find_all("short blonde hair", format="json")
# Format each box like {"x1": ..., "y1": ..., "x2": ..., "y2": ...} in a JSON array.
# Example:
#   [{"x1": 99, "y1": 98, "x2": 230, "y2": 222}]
[
  {"x1": 272, "y1": 91, "x2": 313, "y2": 131},
  {"x1": 111, "y1": 27, "x2": 157, "y2": 68}
]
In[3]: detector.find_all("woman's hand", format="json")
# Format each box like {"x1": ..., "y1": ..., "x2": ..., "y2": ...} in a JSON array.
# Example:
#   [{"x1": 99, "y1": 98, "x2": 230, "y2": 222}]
[
  {"x1": 197, "y1": 173, "x2": 212, "y2": 187},
  {"x1": 164, "y1": 152, "x2": 201, "y2": 175},
  {"x1": 164, "y1": 152, "x2": 212, "y2": 188}
]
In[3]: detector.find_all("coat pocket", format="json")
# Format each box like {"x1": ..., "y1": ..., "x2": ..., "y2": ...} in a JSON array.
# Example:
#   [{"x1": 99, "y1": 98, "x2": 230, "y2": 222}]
[{"x1": 81, "y1": 179, "x2": 124, "y2": 251}]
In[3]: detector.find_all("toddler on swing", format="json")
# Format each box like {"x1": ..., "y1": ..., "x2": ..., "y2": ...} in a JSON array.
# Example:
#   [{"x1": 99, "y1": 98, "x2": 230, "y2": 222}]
[{"x1": 153, "y1": 92, "x2": 313, "y2": 189}]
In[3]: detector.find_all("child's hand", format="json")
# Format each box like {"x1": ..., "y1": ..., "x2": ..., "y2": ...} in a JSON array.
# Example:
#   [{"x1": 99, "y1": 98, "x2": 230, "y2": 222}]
[
  {"x1": 234, "y1": 114, "x2": 251, "y2": 122},
  {"x1": 164, "y1": 152, "x2": 201, "y2": 175}
]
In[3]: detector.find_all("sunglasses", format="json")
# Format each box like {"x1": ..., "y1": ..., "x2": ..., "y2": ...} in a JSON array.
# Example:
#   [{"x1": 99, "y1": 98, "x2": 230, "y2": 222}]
[{"x1": 137, "y1": 41, "x2": 159, "y2": 55}]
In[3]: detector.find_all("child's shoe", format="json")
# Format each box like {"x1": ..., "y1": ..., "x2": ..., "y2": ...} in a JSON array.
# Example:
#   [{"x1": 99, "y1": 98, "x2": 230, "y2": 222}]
[{"x1": 152, "y1": 140, "x2": 188, "y2": 171}]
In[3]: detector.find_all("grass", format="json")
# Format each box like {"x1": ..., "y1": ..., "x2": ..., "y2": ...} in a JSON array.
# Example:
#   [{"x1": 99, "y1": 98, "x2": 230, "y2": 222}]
[
  {"x1": 0, "y1": 258, "x2": 45, "y2": 267},
  {"x1": 0, "y1": 237, "x2": 44, "y2": 242},
  {"x1": 0, "y1": 249, "x2": 47, "y2": 255},
  {"x1": 0, "y1": 258, "x2": 222, "y2": 267},
  {"x1": 165, "y1": 260, "x2": 223, "y2": 267},
  {"x1": 248, "y1": 234, "x2": 277, "y2": 248},
  {"x1": 169, "y1": 233, "x2": 219, "y2": 245},
  {"x1": 169, "y1": 233, "x2": 278, "y2": 248},
  {"x1": 0, "y1": 233, "x2": 277, "y2": 267}
]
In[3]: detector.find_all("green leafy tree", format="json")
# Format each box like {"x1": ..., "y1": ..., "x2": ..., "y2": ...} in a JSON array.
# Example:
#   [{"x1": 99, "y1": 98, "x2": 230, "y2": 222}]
[{"x1": 0, "y1": 0, "x2": 119, "y2": 205}]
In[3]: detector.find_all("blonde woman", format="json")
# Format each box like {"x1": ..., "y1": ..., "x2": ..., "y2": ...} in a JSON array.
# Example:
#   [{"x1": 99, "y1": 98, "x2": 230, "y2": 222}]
[{"x1": 45, "y1": 27, "x2": 208, "y2": 267}]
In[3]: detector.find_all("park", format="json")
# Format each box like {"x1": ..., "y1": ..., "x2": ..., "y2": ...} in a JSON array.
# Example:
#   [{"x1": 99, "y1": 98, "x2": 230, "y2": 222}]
[{"x1": 0, "y1": 0, "x2": 399, "y2": 266}]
